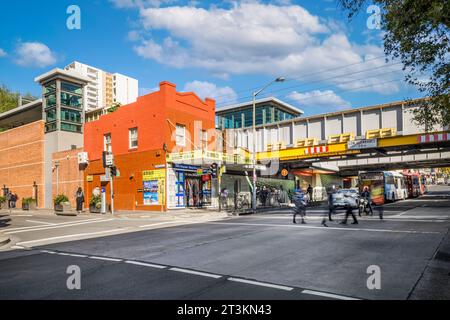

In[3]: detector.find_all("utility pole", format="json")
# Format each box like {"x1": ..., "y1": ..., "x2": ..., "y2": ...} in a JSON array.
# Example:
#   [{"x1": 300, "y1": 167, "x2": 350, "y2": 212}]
[{"x1": 109, "y1": 167, "x2": 114, "y2": 215}]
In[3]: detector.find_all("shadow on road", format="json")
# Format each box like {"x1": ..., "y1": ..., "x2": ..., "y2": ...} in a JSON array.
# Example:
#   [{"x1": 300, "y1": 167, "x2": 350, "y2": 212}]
[{"x1": 0, "y1": 214, "x2": 11, "y2": 229}]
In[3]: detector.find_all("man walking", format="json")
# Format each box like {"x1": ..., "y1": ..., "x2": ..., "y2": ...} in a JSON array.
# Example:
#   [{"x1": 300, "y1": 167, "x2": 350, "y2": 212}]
[{"x1": 292, "y1": 189, "x2": 307, "y2": 224}]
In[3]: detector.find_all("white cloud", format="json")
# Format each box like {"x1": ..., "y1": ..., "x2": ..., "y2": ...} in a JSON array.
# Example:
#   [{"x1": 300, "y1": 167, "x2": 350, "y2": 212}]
[
  {"x1": 183, "y1": 80, "x2": 237, "y2": 105},
  {"x1": 110, "y1": 0, "x2": 177, "y2": 8},
  {"x1": 287, "y1": 90, "x2": 351, "y2": 110},
  {"x1": 0, "y1": 48, "x2": 6, "y2": 57},
  {"x1": 131, "y1": 2, "x2": 403, "y2": 94},
  {"x1": 14, "y1": 42, "x2": 57, "y2": 68}
]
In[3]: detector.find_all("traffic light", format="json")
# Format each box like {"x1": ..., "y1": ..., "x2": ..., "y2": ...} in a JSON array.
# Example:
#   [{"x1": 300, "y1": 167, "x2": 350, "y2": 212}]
[
  {"x1": 110, "y1": 166, "x2": 117, "y2": 177},
  {"x1": 210, "y1": 163, "x2": 218, "y2": 178}
]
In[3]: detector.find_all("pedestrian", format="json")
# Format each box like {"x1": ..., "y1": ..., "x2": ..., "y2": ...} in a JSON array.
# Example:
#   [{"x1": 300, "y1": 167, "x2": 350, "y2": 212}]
[
  {"x1": 340, "y1": 194, "x2": 358, "y2": 225},
  {"x1": 278, "y1": 185, "x2": 288, "y2": 205},
  {"x1": 307, "y1": 184, "x2": 313, "y2": 202},
  {"x1": 75, "y1": 187, "x2": 85, "y2": 213},
  {"x1": 220, "y1": 187, "x2": 229, "y2": 210},
  {"x1": 6, "y1": 191, "x2": 12, "y2": 209},
  {"x1": 12, "y1": 193, "x2": 18, "y2": 208},
  {"x1": 292, "y1": 189, "x2": 307, "y2": 224}
]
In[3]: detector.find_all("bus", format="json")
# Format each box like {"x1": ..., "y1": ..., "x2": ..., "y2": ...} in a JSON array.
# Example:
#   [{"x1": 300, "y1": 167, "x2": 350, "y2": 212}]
[
  {"x1": 359, "y1": 171, "x2": 407, "y2": 205},
  {"x1": 403, "y1": 172, "x2": 421, "y2": 198}
]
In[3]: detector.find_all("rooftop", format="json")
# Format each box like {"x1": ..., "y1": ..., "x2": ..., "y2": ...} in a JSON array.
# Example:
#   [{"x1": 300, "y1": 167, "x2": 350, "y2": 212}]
[
  {"x1": 34, "y1": 68, "x2": 91, "y2": 85},
  {"x1": 216, "y1": 96, "x2": 304, "y2": 116}
]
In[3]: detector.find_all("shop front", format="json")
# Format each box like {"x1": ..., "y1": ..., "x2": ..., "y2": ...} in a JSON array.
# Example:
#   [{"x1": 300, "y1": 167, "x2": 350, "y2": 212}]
[{"x1": 167, "y1": 163, "x2": 212, "y2": 209}]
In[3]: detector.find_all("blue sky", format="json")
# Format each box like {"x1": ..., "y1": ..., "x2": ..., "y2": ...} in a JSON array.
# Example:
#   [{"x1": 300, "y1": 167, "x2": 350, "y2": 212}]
[{"x1": 0, "y1": 0, "x2": 423, "y2": 115}]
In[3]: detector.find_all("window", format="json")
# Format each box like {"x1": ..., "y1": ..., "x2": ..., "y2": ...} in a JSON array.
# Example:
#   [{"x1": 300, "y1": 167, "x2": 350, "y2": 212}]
[
  {"x1": 104, "y1": 134, "x2": 112, "y2": 153},
  {"x1": 129, "y1": 128, "x2": 138, "y2": 149},
  {"x1": 176, "y1": 124, "x2": 186, "y2": 147},
  {"x1": 61, "y1": 108, "x2": 82, "y2": 123},
  {"x1": 200, "y1": 130, "x2": 208, "y2": 150}
]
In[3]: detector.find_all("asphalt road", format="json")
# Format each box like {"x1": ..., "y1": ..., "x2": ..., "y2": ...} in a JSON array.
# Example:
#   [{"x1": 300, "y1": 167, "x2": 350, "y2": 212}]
[{"x1": 1, "y1": 185, "x2": 449, "y2": 300}]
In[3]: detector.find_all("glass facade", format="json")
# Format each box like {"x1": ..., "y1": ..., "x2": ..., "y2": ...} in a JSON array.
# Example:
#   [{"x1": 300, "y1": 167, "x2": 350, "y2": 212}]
[
  {"x1": 60, "y1": 81, "x2": 83, "y2": 133},
  {"x1": 44, "y1": 80, "x2": 84, "y2": 133},
  {"x1": 217, "y1": 105, "x2": 297, "y2": 129}
]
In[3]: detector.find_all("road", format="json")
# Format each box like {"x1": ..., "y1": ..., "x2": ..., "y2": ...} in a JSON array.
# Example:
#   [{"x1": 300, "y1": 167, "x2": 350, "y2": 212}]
[{"x1": 0, "y1": 185, "x2": 449, "y2": 300}]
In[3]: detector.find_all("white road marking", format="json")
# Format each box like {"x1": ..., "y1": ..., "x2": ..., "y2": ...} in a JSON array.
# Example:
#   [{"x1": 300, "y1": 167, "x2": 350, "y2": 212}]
[
  {"x1": 302, "y1": 289, "x2": 360, "y2": 300},
  {"x1": 16, "y1": 228, "x2": 125, "y2": 247},
  {"x1": 89, "y1": 256, "x2": 123, "y2": 262},
  {"x1": 250, "y1": 215, "x2": 447, "y2": 223},
  {"x1": 6, "y1": 218, "x2": 114, "y2": 234},
  {"x1": 125, "y1": 260, "x2": 167, "y2": 269},
  {"x1": 170, "y1": 267, "x2": 222, "y2": 279},
  {"x1": 228, "y1": 278, "x2": 293, "y2": 291},
  {"x1": 26, "y1": 220, "x2": 55, "y2": 225},
  {"x1": 40, "y1": 250, "x2": 57, "y2": 254},
  {"x1": 204, "y1": 221, "x2": 440, "y2": 234},
  {"x1": 5, "y1": 218, "x2": 105, "y2": 232},
  {"x1": 9, "y1": 214, "x2": 33, "y2": 217},
  {"x1": 67, "y1": 253, "x2": 88, "y2": 258},
  {"x1": 139, "y1": 221, "x2": 181, "y2": 228}
]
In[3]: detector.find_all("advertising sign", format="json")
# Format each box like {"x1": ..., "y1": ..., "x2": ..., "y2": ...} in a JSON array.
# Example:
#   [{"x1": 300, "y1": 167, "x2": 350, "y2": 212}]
[
  {"x1": 348, "y1": 139, "x2": 378, "y2": 150},
  {"x1": 142, "y1": 169, "x2": 166, "y2": 206}
]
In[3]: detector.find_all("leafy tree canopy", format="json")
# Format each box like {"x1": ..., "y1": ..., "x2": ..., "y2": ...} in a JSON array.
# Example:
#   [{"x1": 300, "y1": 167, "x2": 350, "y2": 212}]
[{"x1": 339, "y1": 0, "x2": 449, "y2": 130}]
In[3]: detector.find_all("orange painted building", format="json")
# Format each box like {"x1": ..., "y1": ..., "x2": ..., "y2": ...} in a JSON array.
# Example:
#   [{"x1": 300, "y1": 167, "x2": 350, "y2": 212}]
[{"x1": 83, "y1": 81, "x2": 216, "y2": 211}]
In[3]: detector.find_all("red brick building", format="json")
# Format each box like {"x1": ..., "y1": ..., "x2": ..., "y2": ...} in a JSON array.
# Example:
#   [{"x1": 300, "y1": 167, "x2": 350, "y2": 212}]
[{"x1": 83, "y1": 81, "x2": 216, "y2": 211}]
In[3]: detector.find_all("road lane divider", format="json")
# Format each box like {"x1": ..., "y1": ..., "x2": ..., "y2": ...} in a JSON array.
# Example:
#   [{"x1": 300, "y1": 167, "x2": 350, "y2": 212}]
[
  {"x1": 25, "y1": 220, "x2": 56, "y2": 225},
  {"x1": 169, "y1": 267, "x2": 222, "y2": 279},
  {"x1": 6, "y1": 218, "x2": 114, "y2": 234},
  {"x1": 301, "y1": 289, "x2": 360, "y2": 300},
  {"x1": 125, "y1": 260, "x2": 167, "y2": 269},
  {"x1": 5, "y1": 218, "x2": 106, "y2": 232},
  {"x1": 227, "y1": 277, "x2": 293, "y2": 291},
  {"x1": 16, "y1": 228, "x2": 126, "y2": 246},
  {"x1": 89, "y1": 256, "x2": 123, "y2": 262},
  {"x1": 203, "y1": 221, "x2": 440, "y2": 234}
]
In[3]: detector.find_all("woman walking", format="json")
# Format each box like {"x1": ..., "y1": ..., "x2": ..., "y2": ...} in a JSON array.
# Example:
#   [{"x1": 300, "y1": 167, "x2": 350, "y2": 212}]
[{"x1": 75, "y1": 187, "x2": 85, "y2": 214}]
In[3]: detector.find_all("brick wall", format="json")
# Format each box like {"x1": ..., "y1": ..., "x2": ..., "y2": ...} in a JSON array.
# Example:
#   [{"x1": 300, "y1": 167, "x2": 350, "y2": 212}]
[
  {"x1": 0, "y1": 121, "x2": 45, "y2": 208},
  {"x1": 52, "y1": 148, "x2": 85, "y2": 209}
]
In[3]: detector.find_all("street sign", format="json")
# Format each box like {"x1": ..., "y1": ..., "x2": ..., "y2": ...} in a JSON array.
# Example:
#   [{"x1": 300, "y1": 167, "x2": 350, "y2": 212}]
[
  {"x1": 348, "y1": 139, "x2": 378, "y2": 150},
  {"x1": 105, "y1": 154, "x2": 114, "y2": 167}
]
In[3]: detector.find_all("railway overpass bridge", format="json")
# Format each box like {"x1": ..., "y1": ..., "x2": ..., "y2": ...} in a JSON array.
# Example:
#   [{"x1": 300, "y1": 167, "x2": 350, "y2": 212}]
[{"x1": 224, "y1": 98, "x2": 450, "y2": 174}]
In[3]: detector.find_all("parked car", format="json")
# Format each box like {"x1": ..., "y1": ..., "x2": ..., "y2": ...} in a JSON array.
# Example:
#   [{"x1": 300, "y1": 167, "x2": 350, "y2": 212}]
[{"x1": 330, "y1": 189, "x2": 360, "y2": 211}]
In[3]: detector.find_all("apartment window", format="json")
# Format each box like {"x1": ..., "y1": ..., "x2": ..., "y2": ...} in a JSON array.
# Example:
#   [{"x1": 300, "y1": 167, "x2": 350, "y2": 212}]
[
  {"x1": 176, "y1": 124, "x2": 186, "y2": 147},
  {"x1": 104, "y1": 134, "x2": 112, "y2": 153},
  {"x1": 129, "y1": 128, "x2": 138, "y2": 149}
]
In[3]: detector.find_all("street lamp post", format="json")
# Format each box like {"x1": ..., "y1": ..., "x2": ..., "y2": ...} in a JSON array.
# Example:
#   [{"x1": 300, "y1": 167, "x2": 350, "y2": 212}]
[{"x1": 252, "y1": 77, "x2": 285, "y2": 213}]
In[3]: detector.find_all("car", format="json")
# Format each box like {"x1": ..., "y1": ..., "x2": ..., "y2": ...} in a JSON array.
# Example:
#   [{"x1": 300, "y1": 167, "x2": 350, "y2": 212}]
[{"x1": 329, "y1": 188, "x2": 360, "y2": 210}]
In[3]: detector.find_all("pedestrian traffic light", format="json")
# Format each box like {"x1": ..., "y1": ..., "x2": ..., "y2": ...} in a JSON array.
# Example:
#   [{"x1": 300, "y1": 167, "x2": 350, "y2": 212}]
[
  {"x1": 210, "y1": 163, "x2": 218, "y2": 178},
  {"x1": 110, "y1": 166, "x2": 117, "y2": 177}
]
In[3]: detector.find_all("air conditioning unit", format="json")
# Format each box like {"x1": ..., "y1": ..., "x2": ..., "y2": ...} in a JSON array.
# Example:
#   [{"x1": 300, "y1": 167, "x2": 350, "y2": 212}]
[{"x1": 77, "y1": 152, "x2": 89, "y2": 164}]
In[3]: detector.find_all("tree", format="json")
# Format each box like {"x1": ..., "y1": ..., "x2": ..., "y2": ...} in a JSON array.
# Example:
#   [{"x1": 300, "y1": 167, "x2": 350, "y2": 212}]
[
  {"x1": 107, "y1": 102, "x2": 121, "y2": 113},
  {"x1": 339, "y1": 0, "x2": 449, "y2": 130},
  {"x1": 0, "y1": 84, "x2": 19, "y2": 114}
]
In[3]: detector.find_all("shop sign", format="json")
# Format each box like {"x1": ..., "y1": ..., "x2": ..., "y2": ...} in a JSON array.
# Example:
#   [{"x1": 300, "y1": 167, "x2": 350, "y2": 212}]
[
  {"x1": 143, "y1": 169, "x2": 165, "y2": 181},
  {"x1": 348, "y1": 139, "x2": 377, "y2": 150},
  {"x1": 173, "y1": 164, "x2": 200, "y2": 171},
  {"x1": 281, "y1": 169, "x2": 289, "y2": 177},
  {"x1": 86, "y1": 175, "x2": 94, "y2": 182}
]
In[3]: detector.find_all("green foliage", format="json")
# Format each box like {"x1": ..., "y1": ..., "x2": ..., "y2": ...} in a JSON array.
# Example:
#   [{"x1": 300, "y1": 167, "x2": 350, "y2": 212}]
[
  {"x1": 339, "y1": 0, "x2": 450, "y2": 129},
  {"x1": 0, "y1": 196, "x2": 6, "y2": 203},
  {"x1": 22, "y1": 197, "x2": 36, "y2": 205},
  {"x1": 0, "y1": 84, "x2": 19, "y2": 114},
  {"x1": 90, "y1": 195, "x2": 102, "y2": 209},
  {"x1": 54, "y1": 194, "x2": 69, "y2": 205},
  {"x1": 107, "y1": 102, "x2": 122, "y2": 113}
]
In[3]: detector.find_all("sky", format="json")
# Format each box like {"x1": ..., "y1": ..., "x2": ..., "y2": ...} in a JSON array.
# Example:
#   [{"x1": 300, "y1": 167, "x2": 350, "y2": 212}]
[{"x1": 0, "y1": 0, "x2": 424, "y2": 115}]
